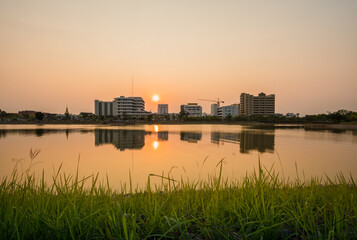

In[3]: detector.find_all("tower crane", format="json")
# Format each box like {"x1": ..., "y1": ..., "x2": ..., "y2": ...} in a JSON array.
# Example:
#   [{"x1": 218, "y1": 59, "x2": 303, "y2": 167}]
[{"x1": 197, "y1": 98, "x2": 224, "y2": 107}]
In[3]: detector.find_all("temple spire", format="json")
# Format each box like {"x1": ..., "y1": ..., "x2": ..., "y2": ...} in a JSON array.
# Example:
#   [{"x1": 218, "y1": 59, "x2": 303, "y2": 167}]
[{"x1": 65, "y1": 105, "x2": 69, "y2": 116}]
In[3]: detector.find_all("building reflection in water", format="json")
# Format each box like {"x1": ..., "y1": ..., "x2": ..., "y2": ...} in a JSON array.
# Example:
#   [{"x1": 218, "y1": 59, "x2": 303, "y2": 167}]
[
  {"x1": 239, "y1": 131, "x2": 274, "y2": 153},
  {"x1": 180, "y1": 131, "x2": 202, "y2": 143},
  {"x1": 157, "y1": 131, "x2": 169, "y2": 141},
  {"x1": 95, "y1": 129, "x2": 148, "y2": 151},
  {"x1": 211, "y1": 132, "x2": 240, "y2": 144},
  {"x1": 211, "y1": 130, "x2": 275, "y2": 154}
]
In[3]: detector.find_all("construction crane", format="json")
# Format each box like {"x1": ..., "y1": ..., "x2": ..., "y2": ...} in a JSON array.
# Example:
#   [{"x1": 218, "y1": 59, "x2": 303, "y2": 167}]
[{"x1": 197, "y1": 98, "x2": 224, "y2": 107}]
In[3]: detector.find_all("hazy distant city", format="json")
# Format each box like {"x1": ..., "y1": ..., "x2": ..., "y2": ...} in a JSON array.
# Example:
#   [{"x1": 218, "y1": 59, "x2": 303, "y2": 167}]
[
  {"x1": 2, "y1": 91, "x2": 356, "y2": 124},
  {"x1": 94, "y1": 92, "x2": 277, "y2": 118}
]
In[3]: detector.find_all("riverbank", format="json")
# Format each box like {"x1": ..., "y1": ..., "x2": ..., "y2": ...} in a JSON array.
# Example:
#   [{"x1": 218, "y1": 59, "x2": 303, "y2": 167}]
[
  {"x1": 1, "y1": 165, "x2": 356, "y2": 239},
  {"x1": 2, "y1": 121, "x2": 357, "y2": 132},
  {"x1": 305, "y1": 123, "x2": 357, "y2": 130}
]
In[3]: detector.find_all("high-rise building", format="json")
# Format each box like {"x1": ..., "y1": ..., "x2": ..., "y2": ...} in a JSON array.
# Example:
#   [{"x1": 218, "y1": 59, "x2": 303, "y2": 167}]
[
  {"x1": 240, "y1": 93, "x2": 254, "y2": 116},
  {"x1": 94, "y1": 96, "x2": 148, "y2": 117},
  {"x1": 211, "y1": 104, "x2": 218, "y2": 116},
  {"x1": 113, "y1": 96, "x2": 147, "y2": 117},
  {"x1": 158, "y1": 104, "x2": 168, "y2": 115},
  {"x1": 253, "y1": 93, "x2": 275, "y2": 115},
  {"x1": 180, "y1": 103, "x2": 202, "y2": 117},
  {"x1": 240, "y1": 93, "x2": 275, "y2": 116},
  {"x1": 218, "y1": 104, "x2": 240, "y2": 118},
  {"x1": 94, "y1": 100, "x2": 114, "y2": 116}
]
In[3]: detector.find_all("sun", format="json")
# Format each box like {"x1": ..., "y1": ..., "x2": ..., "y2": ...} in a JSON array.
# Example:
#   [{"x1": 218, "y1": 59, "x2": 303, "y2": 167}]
[{"x1": 152, "y1": 95, "x2": 160, "y2": 102}]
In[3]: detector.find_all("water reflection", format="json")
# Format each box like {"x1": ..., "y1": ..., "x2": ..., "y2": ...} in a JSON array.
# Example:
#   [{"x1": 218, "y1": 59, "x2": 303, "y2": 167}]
[
  {"x1": 1, "y1": 124, "x2": 357, "y2": 187},
  {"x1": 180, "y1": 132, "x2": 202, "y2": 143},
  {"x1": 157, "y1": 131, "x2": 169, "y2": 141},
  {"x1": 94, "y1": 129, "x2": 148, "y2": 151},
  {"x1": 239, "y1": 131, "x2": 275, "y2": 154},
  {"x1": 211, "y1": 132, "x2": 240, "y2": 144},
  {"x1": 154, "y1": 125, "x2": 159, "y2": 133},
  {"x1": 211, "y1": 131, "x2": 275, "y2": 154},
  {"x1": 1, "y1": 126, "x2": 354, "y2": 153},
  {"x1": 153, "y1": 141, "x2": 159, "y2": 149},
  {"x1": 0, "y1": 128, "x2": 85, "y2": 138}
]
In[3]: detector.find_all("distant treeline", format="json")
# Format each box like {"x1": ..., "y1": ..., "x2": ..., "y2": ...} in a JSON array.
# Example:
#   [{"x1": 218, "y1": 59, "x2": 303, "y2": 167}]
[
  {"x1": 1, "y1": 109, "x2": 356, "y2": 124},
  {"x1": 176, "y1": 109, "x2": 357, "y2": 124},
  {"x1": 304, "y1": 109, "x2": 357, "y2": 123}
]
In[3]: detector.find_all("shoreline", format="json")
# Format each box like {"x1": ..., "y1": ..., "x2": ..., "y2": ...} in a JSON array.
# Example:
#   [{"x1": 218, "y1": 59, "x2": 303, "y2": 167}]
[
  {"x1": 305, "y1": 123, "x2": 357, "y2": 130},
  {"x1": 1, "y1": 121, "x2": 357, "y2": 129}
]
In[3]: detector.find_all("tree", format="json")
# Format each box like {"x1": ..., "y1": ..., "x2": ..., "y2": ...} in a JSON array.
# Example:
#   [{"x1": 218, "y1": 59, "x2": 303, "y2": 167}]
[
  {"x1": 327, "y1": 110, "x2": 347, "y2": 123},
  {"x1": 179, "y1": 110, "x2": 188, "y2": 120},
  {"x1": 35, "y1": 112, "x2": 44, "y2": 121},
  {"x1": 225, "y1": 114, "x2": 232, "y2": 121}
]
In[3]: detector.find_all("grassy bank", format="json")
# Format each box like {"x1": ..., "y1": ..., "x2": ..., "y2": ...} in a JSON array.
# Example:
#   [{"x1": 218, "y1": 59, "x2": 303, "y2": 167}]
[{"x1": 1, "y1": 163, "x2": 356, "y2": 239}]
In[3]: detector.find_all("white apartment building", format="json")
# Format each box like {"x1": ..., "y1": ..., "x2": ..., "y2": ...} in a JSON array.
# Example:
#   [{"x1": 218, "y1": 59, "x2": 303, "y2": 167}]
[
  {"x1": 211, "y1": 103, "x2": 240, "y2": 118},
  {"x1": 113, "y1": 96, "x2": 147, "y2": 117},
  {"x1": 240, "y1": 92, "x2": 275, "y2": 116},
  {"x1": 219, "y1": 104, "x2": 240, "y2": 118},
  {"x1": 180, "y1": 103, "x2": 202, "y2": 117},
  {"x1": 94, "y1": 96, "x2": 148, "y2": 117},
  {"x1": 158, "y1": 104, "x2": 168, "y2": 115}
]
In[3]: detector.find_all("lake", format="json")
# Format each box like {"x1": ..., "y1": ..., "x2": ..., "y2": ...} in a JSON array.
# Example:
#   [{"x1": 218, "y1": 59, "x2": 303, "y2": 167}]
[{"x1": 1, "y1": 124, "x2": 356, "y2": 188}]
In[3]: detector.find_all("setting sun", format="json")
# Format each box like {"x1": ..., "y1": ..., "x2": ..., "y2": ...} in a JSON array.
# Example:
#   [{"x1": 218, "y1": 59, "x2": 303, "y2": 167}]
[{"x1": 152, "y1": 95, "x2": 160, "y2": 102}]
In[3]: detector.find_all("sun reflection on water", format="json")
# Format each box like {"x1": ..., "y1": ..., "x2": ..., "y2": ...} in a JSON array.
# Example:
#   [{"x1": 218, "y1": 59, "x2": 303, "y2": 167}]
[
  {"x1": 154, "y1": 125, "x2": 159, "y2": 132},
  {"x1": 153, "y1": 141, "x2": 159, "y2": 149}
]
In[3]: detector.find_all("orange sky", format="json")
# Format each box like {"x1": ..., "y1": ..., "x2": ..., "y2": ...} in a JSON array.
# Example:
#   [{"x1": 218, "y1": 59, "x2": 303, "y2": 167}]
[{"x1": 1, "y1": 1, "x2": 356, "y2": 115}]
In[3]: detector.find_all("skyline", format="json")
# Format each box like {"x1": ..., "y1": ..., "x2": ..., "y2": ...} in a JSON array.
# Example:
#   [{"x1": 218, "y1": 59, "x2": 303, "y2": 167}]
[{"x1": 1, "y1": 1, "x2": 357, "y2": 115}]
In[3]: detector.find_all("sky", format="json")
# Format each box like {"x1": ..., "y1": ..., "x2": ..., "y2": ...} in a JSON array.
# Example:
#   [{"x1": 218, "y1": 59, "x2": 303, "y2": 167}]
[{"x1": 0, "y1": 0, "x2": 356, "y2": 115}]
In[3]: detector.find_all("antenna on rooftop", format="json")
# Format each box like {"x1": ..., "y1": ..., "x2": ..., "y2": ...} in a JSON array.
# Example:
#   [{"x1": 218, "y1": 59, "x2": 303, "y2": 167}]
[{"x1": 131, "y1": 74, "x2": 134, "y2": 97}]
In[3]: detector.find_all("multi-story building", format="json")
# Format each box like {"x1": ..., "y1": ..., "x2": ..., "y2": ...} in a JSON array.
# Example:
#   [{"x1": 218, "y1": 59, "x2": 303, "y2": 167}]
[
  {"x1": 253, "y1": 93, "x2": 275, "y2": 115},
  {"x1": 94, "y1": 100, "x2": 114, "y2": 116},
  {"x1": 94, "y1": 96, "x2": 148, "y2": 117},
  {"x1": 158, "y1": 104, "x2": 168, "y2": 115},
  {"x1": 212, "y1": 103, "x2": 240, "y2": 118},
  {"x1": 218, "y1": 104, "x2": 240, "y2": 118},
  {"x1": 113, "y1": 96, "x2": 147, "y2": 117},
  {"x1": 240, "y1": 93, "x2": 254, "y2": 116},
  {"x1": 240, "y1": 92, "x2": 275, "y2": 116},
  {"x1": 211, "y1": 104, "x2": 218, "y2": 116},
  {"x1": 180, "y1": 103, "x2": 202, "y2": 117}
]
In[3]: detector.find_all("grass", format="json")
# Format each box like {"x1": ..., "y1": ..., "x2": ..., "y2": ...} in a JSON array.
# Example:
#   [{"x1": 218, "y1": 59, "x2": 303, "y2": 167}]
[{"x1": 0, "y1": 155, "x2": 356, "y2": 239}]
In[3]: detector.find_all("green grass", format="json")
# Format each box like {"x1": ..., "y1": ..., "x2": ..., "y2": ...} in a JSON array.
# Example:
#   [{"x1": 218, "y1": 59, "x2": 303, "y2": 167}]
[{"x1": 1, "y1": 159, "x2": 356, "y2": 239}]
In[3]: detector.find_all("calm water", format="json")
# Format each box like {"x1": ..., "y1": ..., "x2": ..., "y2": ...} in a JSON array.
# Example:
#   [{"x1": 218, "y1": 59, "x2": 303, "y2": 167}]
[{"x1": 1, "y1": 124, "x2": 357, "y2": 188}]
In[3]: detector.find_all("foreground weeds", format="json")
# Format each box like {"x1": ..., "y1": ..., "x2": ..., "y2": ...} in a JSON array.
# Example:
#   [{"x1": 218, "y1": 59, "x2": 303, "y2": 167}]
[{"x1": 0, "y1": 157, "x2": 356, "y2": 239}]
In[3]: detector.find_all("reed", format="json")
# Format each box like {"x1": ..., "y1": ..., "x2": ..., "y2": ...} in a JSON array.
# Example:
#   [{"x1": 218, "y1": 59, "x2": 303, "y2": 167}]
[{"x1": 0, "y1": 157, "x2": 356, "y2": 239}]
